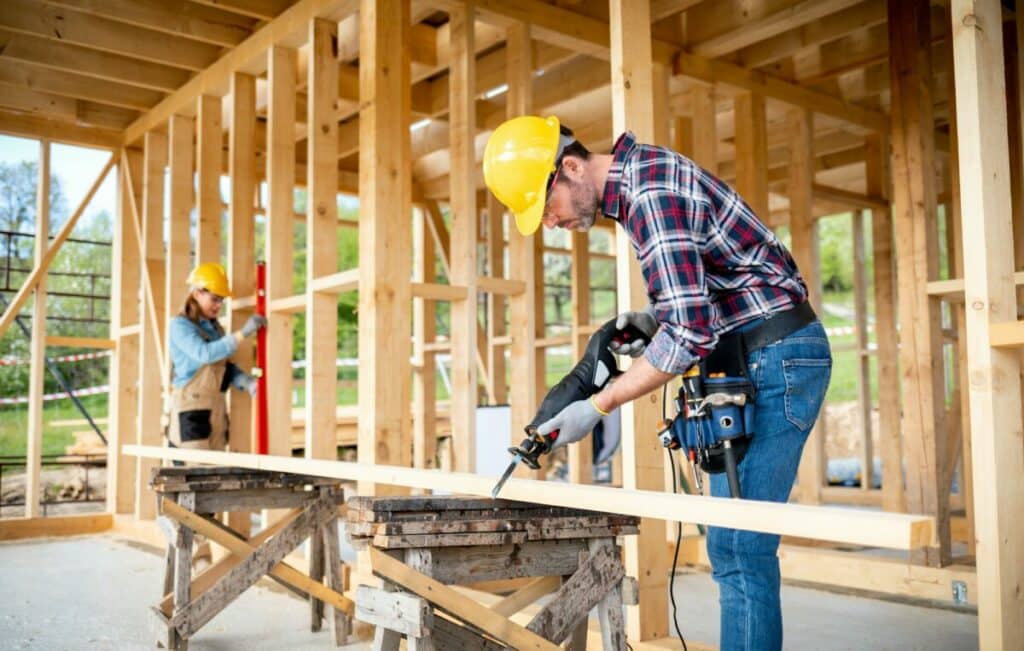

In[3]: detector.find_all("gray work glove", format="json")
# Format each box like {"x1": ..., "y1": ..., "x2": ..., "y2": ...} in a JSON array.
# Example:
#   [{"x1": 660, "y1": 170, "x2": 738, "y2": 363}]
[
  {"x1": 234, "y1": 372, "x2": 258, "y2": 397},
  {"x1": 536, "y1": 398, "x2": 605, "y2": 450},
  {"x1": 609, "y1": 305, "x2": 658, "y2": 358},
  {"x1": 239, "y1": 314, "x2": 268, "y2": 338}
]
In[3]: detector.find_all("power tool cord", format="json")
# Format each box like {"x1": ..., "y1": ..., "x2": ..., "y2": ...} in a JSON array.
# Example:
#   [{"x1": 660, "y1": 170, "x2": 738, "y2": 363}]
[{"x1": 664, "y1": 382, "x2": 689, "y2": 651}]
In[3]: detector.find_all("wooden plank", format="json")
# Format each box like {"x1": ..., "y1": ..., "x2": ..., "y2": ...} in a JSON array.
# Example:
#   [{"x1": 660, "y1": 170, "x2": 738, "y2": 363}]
[
  {"x1": 0, "y1": 0, "x2": 221, "y2": 71},
  {"x1": 950, "y1": 0, "x2": 1024, "y2": 645},
  {"x1": 411, "y1": 282, "x2": 467, "y2": 302},
  {"x1": 448, "y1": 0, "x2": 478, "y2": 472},
  {"x1": 486, "y1": 194, "x2": 508, "y2": 405},
  {"x1": 354, "y1": 585, "x2": 432, "y2": 637},
  {"x1": 369, "y1": 547, "x2": 559, "y2": 650},
  {"x1": 357, "y1": 0, "x2": 412, "y2": 494},
  {"x1": 135, "y1": 131, "x2": 167, "y2": 521},
  {"x1": 173, "y1": 492, "x2": 195, "y2": 642},
  {"x1": 43, "y1": 335, "x2": 116, "y2": 350},
  {"x1": 0, "y1": 111, "x2": 120, "y2": 149},
  {"x1": 24, "y1": 139, "x2": 48, "y2": 518},
  {"x1": 852, "y1": 209, "x2": 873, "y2": 491},
  {"x1": 568, "y1": 229, "x2": 592, "y2": 485},
  {"x1": 505, "y1": 20, "x2": 539, "y2": 465},
  {"x1": 122, "y1": 0, "x2": 358, "y2": 145},
  {"x1": 0, "y1": 156, "x2": 114, "y2": 339},
  {"x1": 734, "y1": 93, "x2": 769, "y2": 220},
  {"x1": 491, "y1": 576, "x2": 561, "y2": 617},
  {"x1": 526, "y1": 544, "x2": 624, "y2": 644},
  {"x1": 266, "y1": 45, "x2": 296, "y2": 459},
  {"x1": 609, "y1": 0, "x2": 668, "y2": 640},
  {"x1": 167, "y1": 114, "x2": 194, "y2": 366},
  {"x1": 0, "y1": 58, "x2": 164, "y2": 111},
  {"x1": 196, "y1": 95, "x2": 222, "y2": 265},
  {"x1": 865, "y1": 133, "x2": 904, "y2": 512},
  {"x1": 190, "y1": 0, "x2": 291, "y2": 20},
  {"x1": 126, "y1": 445, "x2": 937, "y2": 550},
  {"x1": 888, "y1": 0, "x2": 948, "y2": 565},
  {"x1": 305, "y1": 17, "x2": 339, "y2": 463},
  {"x1": 310, "y1": 269, "x2": 359, "y2": 294},
  {"x1": 107, "y1": 148, "x2": 141, "y2": 516},
  {"x1": 0, "y1": 513, "x2": 112, "y2": 541},
  {"x1": 690, "y1": 85, "x2": 717, "y2": 173},
  {"x1": 477, "y1": 276, "x2": 525, "y2": 296},
  {"x1": 413, "y1": 208, "x2": 438, "y2": 470}
]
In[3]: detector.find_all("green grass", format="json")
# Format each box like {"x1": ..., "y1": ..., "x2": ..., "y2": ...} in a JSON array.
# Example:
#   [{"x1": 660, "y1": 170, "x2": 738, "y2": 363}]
[{"x1": 0, "y1": 394, "x2": 107, "y2": 458}]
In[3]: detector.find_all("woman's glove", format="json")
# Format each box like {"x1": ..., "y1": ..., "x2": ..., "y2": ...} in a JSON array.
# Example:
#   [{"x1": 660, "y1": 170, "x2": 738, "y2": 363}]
[
  {"x1": 238, "y1": 314, "x2": 268, "y2": 339},
  {"x1": 234, "y1": 372, "x2": 258, "y2": 397},
  {"x1": 608, "y1": 305, "x2": 658, "y2": 358}
]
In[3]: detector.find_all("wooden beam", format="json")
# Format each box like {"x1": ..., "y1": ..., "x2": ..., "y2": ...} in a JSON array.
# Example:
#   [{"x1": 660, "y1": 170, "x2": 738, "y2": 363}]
[
  {"x1": 567, "y1": 229, "x2": 592, "y2": 485},
  {"x1": 852, "y1": 210, "x2": 873, "y2": 492},
  {"x1": 491, "y1": 576, "x2": 561, "y2": 617},
  {"x1": 24, "y1": 139, "x2": 48, "y2": 518},
  {"x1": 305, "y1": 17, "x2": 339, "y2": 463},
  {"x1": 0, "y1": 83, "x2": 137, "y2": 130},
  {"x1": 167, "y1": 114, "x2": 194, "y2": 367},
  {"x1": 122, "y1": 0, "x2": 358, "y2": 145},
  {"x1": 266, "y1": 45, "x2": 297, "y2": 459},
  {"x1": 888, "y1": 0, "x2": 948, "y2": 566},
  {"x1": 448, "y1": 0, "x2": 478, "y2": 472},
  {"x1": 0, "y1": 513, "x2": 112, "y2": 541},
  {"x1": 413, "y1": 208, "x2": 438, "y2": 470},
  {"x1": 44, "y1": 336, "x2": 115, "y2": 350},
  {"x1": 190, "y1": 0, "x2": 292, "y2": 21},
  {"x1": 486, "y1": 195, "x2": 508, "y2": 405},
  {"x1": 734, "y1": 93, "x2": 769, "y2": 219},
  {"x1": 0, "y1": 59, "x2": 164, "y2": 111},
  {"x1": 865, "y1": 134, "x2": 903, "y2": 513},
  {"x1": 0, "y1": 110, "x2": 119, "y2": 149},
  {"x1": 0, "y1": 0, "x2": 221, "y2": 71},
  {"x1": 951, "y1": 0, "x2": 1024, "y2": 645},
  {"x1": 108, "y1": 149, "x2": 141, "y2": 516},
  {"x1": 125, "y1": 445, "x2": 937, "y2": 550},
  {"x1": 609, "y1": 0, "x2": 668, "y2": 641},
  {"x1": 0, "y1": 155, "x2": 114, "y2": 340},
  {"x1": 358, "y1": 0, "x2": 412, "y2": 493},
  {"x1": 369, "y1": 547, "x2": 558, "y2": 650},
  {"x1": 196, "y1": 95, "x2": 222, "y2": 265}
]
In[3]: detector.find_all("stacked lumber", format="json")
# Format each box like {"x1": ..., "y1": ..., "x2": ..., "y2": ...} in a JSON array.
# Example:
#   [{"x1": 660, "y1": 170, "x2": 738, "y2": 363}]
[{"x1": 345, "y1": 495, "x2": 639, "y2": 549}]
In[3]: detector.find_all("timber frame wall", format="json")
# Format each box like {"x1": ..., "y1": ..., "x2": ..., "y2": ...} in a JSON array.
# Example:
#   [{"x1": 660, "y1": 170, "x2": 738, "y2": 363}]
[{"x1": 0, "y1": 0, "x2": 1022, "y2": 648}]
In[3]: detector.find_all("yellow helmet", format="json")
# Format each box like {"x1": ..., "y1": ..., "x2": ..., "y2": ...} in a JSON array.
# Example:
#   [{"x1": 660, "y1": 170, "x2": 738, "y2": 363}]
[
  {"x1": 187, "y1": 262, "x2": 232, "y2": 298},
  {"x1": 483, "y1": 115, "x2": 565, "y2": 236}
]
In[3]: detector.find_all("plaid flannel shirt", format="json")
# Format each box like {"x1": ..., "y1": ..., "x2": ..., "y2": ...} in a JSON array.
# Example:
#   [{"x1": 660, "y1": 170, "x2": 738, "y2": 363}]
[{"x1": 602, "y1": 132, "x2": 808, "y2": 375}]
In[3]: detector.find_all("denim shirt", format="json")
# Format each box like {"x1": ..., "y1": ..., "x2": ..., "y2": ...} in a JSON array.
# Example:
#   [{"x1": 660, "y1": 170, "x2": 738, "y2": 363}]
[{"x1": 168, "y1": 316, "x2": 242, "y2": 390}]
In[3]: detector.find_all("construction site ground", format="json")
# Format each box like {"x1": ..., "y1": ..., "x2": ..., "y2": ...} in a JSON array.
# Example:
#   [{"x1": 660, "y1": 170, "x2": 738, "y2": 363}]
[{"x1": 0, "y1": 534, "x2": 977, "y2": 650}]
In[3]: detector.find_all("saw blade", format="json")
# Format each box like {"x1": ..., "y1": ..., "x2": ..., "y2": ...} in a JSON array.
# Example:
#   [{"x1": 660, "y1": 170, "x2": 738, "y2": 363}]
[{"x1": 491, "y1": 455, "x2": 520, "y2": 498}]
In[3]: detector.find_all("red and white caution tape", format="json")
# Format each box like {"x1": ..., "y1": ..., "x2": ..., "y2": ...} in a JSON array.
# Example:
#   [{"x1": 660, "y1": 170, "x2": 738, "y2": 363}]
[
  {"x1": 0, "y1": 350, "x2": 112, "y2": 367},
  {"x1": 0, "y1": 384, "x2": 110, "y2": 406}
]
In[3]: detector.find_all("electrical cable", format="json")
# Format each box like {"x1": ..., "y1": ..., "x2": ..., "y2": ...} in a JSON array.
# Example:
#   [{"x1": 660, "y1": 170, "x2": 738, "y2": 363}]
[{"x1": 663, "y1": 382, "x2": 688, "y2": 651}]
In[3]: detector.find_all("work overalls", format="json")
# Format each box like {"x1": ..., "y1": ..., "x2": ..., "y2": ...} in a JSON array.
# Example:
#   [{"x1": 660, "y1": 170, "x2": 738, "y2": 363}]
[{"x1": 167, "y1": 319, "x2": 229, "y2": 451}]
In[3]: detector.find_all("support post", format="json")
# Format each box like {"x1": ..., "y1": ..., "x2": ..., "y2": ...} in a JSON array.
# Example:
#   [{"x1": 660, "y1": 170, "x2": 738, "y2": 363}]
[
  {"x1": 167, "y1": 115, "x2": 194, "y2": 362},
  {"x1": 950, "y1": 0, "x2": 1024, "y2": 645},
  {"x1": 197, "y1": 95, "x2": 222, "y2": 266},
  {"x1": 567, "y1": 229, "x2": 592, "y2": 484},
  {"x1": 305, "y1": 17, "x2": 339, "y2": 462},
  {"x1": 357, "y1": 0, "x2": 412, "y2": 494},
  {"x1": 609, "y1": 0, "x2": 669, "y2": 640},
  {"x1": 486, "y1": 194, "x2": 508, "y2": 405},
  {"x1": 734, "y1": 93, "x2": 769, "y2": 219},
  {"x1": 888, "y1": 0, "x2": 949, "y2": 565},
  {"x1": 25, "y1": 139, "x2": 49, "y2": 518},
  {"x1": 413, "y1": 208, "x2": 437, "y2": 470},
  {"x1": 853, "y1": 210, "x2": 873, "y2": 492}
]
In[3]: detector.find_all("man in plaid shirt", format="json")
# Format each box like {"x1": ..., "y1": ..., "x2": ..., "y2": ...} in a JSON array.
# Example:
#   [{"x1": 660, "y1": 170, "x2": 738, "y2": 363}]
[{"x1": 484, "y1": 116, "x2": 832, "y2": 651}]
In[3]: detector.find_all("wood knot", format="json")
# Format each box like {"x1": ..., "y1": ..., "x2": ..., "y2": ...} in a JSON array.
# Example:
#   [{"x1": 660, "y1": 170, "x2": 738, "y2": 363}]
[
  {"x1": 962, "y1": 13, "x2": 978, "y2": 29},
  {"x1": 971, "y1": 300, "x2": 984, "y2": 310}
]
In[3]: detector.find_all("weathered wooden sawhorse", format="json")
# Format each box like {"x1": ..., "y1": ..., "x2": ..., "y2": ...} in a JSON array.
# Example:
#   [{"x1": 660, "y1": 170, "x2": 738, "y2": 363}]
[
  {"x1": 347, "y1": 495, "x2": 640, "y2": 650},
  {"x1": 150, "y1": 466, "x2": 354, "y2": 650}
]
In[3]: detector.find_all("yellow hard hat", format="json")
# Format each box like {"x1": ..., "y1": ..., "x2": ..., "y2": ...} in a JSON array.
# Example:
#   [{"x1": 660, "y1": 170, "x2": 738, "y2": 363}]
[
  {"x1": 187, "y1": 262, "x2": 232, "y2": 298},
  {"x1": 483, "y1": 115, "x2": 565, "y2": 236}
]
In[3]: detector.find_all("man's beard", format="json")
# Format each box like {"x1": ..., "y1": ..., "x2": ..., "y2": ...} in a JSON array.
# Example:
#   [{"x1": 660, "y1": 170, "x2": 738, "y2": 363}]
[{"x1": 568, "y1": 176, "x2": 600, "y2": 231}]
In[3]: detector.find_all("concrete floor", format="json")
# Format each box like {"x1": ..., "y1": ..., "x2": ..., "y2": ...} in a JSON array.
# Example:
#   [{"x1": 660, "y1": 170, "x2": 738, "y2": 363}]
[{"x1": 0, "y1": 536, "x2": 978, "y2": 650}]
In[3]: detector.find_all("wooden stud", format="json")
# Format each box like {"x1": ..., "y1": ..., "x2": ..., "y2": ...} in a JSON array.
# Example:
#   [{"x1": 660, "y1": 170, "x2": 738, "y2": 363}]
[
  {"x1": 197, "y1": 94, "x2": 222, "y2": 266},
  {"x1": 950, "y1": 0, "x2": 1024, "y2": 645},
  {"x1": 448, "y1": 1, "x2": 478, "y2": 471},
  {"x1": 486, "y1": 194, "x2": 508, "y2": 405},
  {"x1": 888, "y1": 0, "x2": 948, "y2": 565},
  {"x1": 567, "y1": 229, "x2": 592, "y2": 485},
  {"x1": 266, "y1": 45, "x2": 296, "y2": 459},
  {"x1": 167, "y1": 114, "x2": 194, "y2": 361},
  {"x1": 357, "y1": 0, "x2": 412, "y2": 493},
  {"x1": 609, "y1": 0, "x2": 669, "y2": 640},
  {"x1": 852, "y1": 209, "x2": 873, "y2": 491},
  {"x1": 865, "y1": 133, "x2": 904, "y2": 513},
  {"x1": 24, "y1": 139, "x2": 49, "y2": 518},
  {"x1": 108, "y1": 149, "x2": 141, "y2": 515},
  {"x1": 734, "y1": 93, "x2": 769, "y2": 220},
  {"x1": 305, "y1": 18, "x2": 339, "y2": 462},
  {"x1": 413, "y1": 209, "x2": 438, "y2": 470},
  {"x1": 690, "y1": 84, "x2": 717, "y2": 173},
  {"x1": 505, "y1": 21, "x2": 539, "y2": 460}
]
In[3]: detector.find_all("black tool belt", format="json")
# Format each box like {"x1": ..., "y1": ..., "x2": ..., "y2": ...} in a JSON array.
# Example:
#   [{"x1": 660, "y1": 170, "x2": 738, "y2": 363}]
[{"x1": 703, "y1": 300, "x2": 818, "y2": 378}]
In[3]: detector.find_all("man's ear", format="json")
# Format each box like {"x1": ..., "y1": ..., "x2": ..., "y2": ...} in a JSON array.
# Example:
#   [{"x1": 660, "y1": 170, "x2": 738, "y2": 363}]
[{"x1": 561, "y1": 155, "x2": 585, "y2": 180}]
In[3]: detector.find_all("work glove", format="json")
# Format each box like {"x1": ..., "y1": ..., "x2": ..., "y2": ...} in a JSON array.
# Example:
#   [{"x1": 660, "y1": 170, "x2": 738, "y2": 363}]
[
  {"x1": 536, "y1": 397, "x2": 605, "y2": 450},
  {"x1": 239, "y1": 314, "x2": 268, "y2": 339},
  {"x1": 609, "y1": 305, "x2": 658, "y2": 358},
  {"x1": 234, "y1": 372, "x2": 258, "y2": 397}
]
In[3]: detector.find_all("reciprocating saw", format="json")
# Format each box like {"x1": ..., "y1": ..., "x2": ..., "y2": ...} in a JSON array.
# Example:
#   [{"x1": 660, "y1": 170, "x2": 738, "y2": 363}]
[{"x1": 491, "y1": 316, "x2": 650, "y2": 497}]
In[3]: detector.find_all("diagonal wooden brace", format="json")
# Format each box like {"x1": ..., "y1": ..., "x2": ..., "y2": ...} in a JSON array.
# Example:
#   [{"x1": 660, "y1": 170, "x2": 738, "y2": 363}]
[
  {"x1": 525, "y1": 543, "x2": 624, "y2": 644},
  {"x1": 161, "y1": 497, "x2": 354, "y2": 639}
]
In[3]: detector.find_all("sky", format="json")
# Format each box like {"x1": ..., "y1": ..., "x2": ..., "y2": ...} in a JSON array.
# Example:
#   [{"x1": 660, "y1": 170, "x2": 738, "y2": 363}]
[{"x1": 0, "y1": 134, "x2": 118, "y2": 234}]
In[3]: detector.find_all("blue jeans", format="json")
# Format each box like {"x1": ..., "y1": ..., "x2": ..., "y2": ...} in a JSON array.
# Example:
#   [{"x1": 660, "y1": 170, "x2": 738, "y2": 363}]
[{"x1": 706, "y1": 321, "x2": 832, "y2": 651}]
